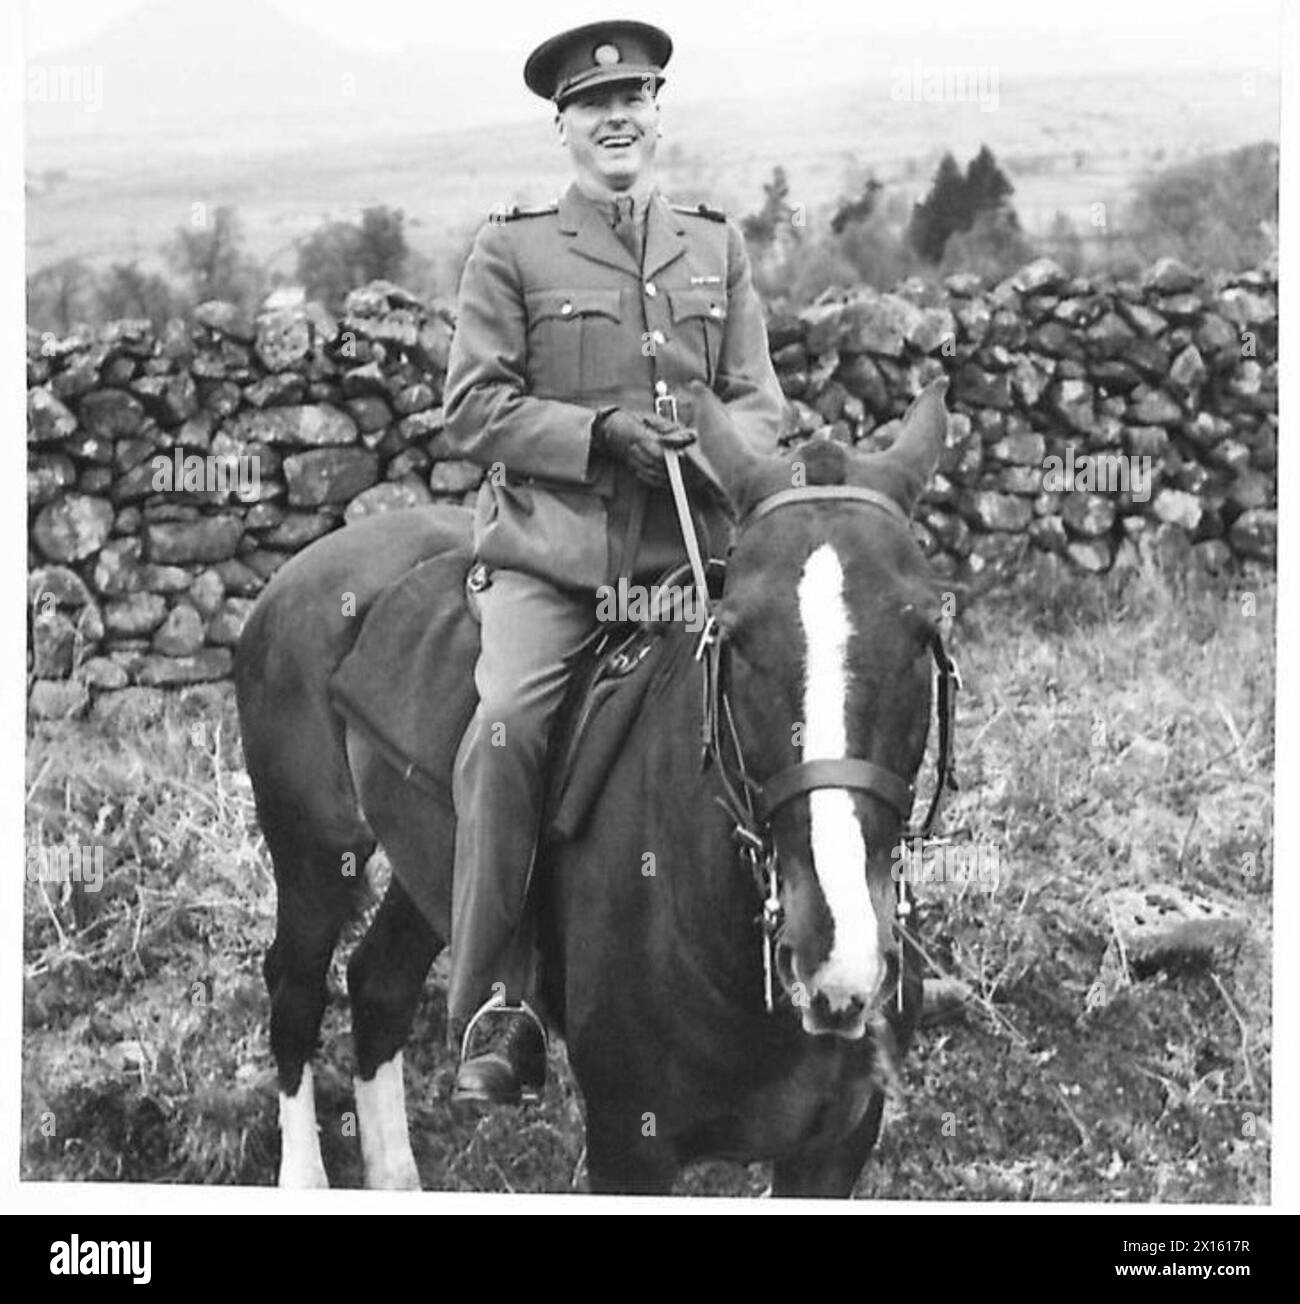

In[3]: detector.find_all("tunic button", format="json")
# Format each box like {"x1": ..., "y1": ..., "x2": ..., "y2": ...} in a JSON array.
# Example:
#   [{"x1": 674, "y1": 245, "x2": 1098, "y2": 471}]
[
  {"x1": 652, "y1": 329, "x2": 666, "y2": 344},
  {"x1": 710, "y1": 304, "x2": 723, "y2": 318},
  {"x1": 655, "y1": 380, "x2": 668, "y2": 395},
  {"x1": 645, "y1": 281, "x2": 657, "y2": 296},
  {"x1": 560, "y1": 301, "x2": 573, "y2": 315}
]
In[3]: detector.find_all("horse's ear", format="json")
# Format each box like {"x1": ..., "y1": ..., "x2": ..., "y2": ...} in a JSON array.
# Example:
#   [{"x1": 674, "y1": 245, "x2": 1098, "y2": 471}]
[
  {"x1": 846, "y1": 377, "x2": 949, "y2": 516},
  {"x1": 682, "y1": 382, "x2": 792, "y2": 517}
]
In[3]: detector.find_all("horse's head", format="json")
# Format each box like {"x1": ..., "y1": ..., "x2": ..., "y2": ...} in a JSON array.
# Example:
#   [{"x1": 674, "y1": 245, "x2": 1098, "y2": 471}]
[{"x1": 687, "y1": 378, "x2": 949, "y2": 1040}]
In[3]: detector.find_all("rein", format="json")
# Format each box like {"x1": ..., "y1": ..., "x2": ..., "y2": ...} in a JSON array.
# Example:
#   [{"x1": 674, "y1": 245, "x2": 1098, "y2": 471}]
[{"x1": 661, "y1": 434, "x2": 961, "y2": 1016}]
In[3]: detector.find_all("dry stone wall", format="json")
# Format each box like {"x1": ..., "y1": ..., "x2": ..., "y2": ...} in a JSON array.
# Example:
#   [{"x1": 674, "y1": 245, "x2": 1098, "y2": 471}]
[{"x1": 27, "y1": 258, "x2": 1277, "y2": 716}]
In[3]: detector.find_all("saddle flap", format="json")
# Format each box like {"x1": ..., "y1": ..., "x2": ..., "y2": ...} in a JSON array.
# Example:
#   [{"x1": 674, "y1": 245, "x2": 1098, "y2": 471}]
[
  {"x1": 328, "y1": 545, "x2": 480, "y2": 801},
  {"x1": 544, "y1": 624, "x2": 664, "y2": 843}
]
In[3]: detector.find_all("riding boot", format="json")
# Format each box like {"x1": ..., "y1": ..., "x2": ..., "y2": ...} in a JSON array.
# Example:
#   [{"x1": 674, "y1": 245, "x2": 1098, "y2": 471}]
[{"x1": 452, "y1": 999, "x2": 548, "y2": 1106}]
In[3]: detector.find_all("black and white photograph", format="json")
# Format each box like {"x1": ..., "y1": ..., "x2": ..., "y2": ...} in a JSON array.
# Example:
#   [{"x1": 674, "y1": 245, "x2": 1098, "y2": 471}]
[{"x1": 7, "y1": 0, "x2": 1294, "y2": 1234}]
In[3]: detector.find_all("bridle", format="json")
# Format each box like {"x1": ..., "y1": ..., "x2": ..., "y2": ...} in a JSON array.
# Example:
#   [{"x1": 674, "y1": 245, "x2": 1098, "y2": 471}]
[{"x1": 665, "y1": 462, "x2": 961, "y2": 1016}]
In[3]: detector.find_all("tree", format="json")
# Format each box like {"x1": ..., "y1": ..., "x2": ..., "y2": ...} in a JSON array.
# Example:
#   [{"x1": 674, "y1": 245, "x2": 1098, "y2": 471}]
[
  {"x1": 168, "y1": 205, "x2": 262, "y2": 309},
  {"x1": 742, "y1": 166, "x2": 798, "y2": 250},
  {"x1": 296, "y1": 205, "x2": 410, "y2": 311},
  {"x1": 296, "y1": 220, "x2": 363, "y2": 311},
  {"x1": 357, "y1": 206, "x2": 409, "y2": 284},
  {"x1": 907, "y1": 152, "x2": 968, "y2": 263},
  {"x1": 907, "y1": 145, "x2": 1020, "y2": 264},
  {"x1": 831, "y1": 176, "x2": 883, "y2": 235},
  {"x1": 27, "y1": 257, "x2": 99, "y2": 334},
  {"x1": 963, "y1": 145, "x2": 1016, "y2": 223},
  {"x1": 97, "y1": 262, "x2": 180, "y2": 329}
]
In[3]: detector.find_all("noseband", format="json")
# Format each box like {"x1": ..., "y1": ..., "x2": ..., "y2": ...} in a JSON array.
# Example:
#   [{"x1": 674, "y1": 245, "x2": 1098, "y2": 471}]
[{"x1": 681, "y1": 482, "x2": 961, "y2": 1014}]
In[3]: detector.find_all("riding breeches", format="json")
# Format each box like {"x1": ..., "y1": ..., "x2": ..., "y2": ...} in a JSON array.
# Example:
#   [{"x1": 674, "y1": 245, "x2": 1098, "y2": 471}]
[{"x1": 448, "y1": 567, "x2": 599, "y2": 1034}]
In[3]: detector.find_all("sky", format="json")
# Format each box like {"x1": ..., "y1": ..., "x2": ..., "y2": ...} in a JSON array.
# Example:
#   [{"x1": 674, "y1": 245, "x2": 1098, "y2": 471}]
[{"x1": 23, "y1": 0, "x2": 1287, "y2": 96}]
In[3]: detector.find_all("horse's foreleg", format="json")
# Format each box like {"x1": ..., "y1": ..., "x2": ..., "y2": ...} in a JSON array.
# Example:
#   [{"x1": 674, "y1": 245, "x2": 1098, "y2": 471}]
[
  {"x1": 349, "y1": 877, "x2": 442, "y2": 1190},
  {"x1": 583, "y1": 1103, "x2": 679, "y2": 1195},
  {"x1": 353, "y1": 1054, "x2": 419, "y2": 1191},
  {"x1": 277, "y1": 1063, "x2": 328, "y2": 1189},
  {"x1": 770, "y1": 1088, "x2": 886, "y2": 1198}
]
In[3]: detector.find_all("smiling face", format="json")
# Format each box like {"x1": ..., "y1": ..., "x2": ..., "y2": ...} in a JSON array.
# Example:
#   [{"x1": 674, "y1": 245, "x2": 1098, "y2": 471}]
[{"x1": 557, "y1": 80, "x2": 660, "y2": 196}]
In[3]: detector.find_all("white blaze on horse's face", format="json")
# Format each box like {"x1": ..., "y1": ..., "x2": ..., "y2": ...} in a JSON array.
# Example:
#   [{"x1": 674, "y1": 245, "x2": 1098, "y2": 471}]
[{"x1": 796, "y1": 543, "x2": 885, "y2": 1034}]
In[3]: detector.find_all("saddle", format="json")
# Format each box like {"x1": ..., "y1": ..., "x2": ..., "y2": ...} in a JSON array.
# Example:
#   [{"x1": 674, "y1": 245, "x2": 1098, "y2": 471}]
[{"x1": 327, "y1": 549, "x2": 670, "y2": 917}]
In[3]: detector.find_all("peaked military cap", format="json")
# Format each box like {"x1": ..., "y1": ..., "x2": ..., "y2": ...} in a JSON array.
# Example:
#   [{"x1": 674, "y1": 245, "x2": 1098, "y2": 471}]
[{"x1": 524, "y1": 20, "x2": 672, "y2": 109}]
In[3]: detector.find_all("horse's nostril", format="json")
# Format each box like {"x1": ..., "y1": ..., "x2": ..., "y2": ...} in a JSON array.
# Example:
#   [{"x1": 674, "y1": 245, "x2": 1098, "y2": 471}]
[{"x1": 810, "y1": 990, "x2": 865, "y2": 1024}]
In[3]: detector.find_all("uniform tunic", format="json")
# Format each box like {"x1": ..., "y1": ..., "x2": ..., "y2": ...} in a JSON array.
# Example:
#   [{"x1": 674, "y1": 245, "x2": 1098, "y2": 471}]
[{"x1": 444, "y1": 181, "x2": 786, "y2": 589}]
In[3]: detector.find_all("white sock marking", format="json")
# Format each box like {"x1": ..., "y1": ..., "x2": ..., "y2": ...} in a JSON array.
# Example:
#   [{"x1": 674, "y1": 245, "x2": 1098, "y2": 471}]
[
  {"x1": 797, "y1": 544, "x2": 883, "y2": 1014},
  {"x1": 356, "y1": 1052, "x2": 420, "y2": 1190},
  {"x1": 278, "y1": 1063, "x2": 329, "y2": 1188}
]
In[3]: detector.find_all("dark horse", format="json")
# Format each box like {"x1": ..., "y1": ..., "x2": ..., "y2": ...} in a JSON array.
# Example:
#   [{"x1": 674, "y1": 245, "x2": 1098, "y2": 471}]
[{"x1": 235, "y1": 378, "x2": 950, "y2": 1195}]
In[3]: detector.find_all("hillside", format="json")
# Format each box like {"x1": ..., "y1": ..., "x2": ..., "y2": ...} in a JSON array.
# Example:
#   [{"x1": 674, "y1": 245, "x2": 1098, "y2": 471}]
[{"x1": 25, "y1": 0, "x2": 1281, "y2": 281}]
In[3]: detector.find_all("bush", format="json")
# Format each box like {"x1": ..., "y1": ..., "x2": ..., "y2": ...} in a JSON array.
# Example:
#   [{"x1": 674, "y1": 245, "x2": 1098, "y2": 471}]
[
  {"x1": 27, "y1": 258, "x2": 99, "y2": 335},
  {"x1": 1033, "y1": 143, "x2": 1278, "y2": 280},
  {"x1": 97, "y1": 262, "x2": 182, "y2": 331},
  {"x1": 296, "y1": 205, "x2": 410, "y2": 313},
  {"x1": 940, "y1": 208, "x2": 1034, "y2": 283},
  {"x1": 1126, "y1": 142, "x2": 1277, "y2": 271},
  {"x1": 838, "y1": 212, "x2": 924, "y2": 289},
  {"x1": 783, "y1": 244, "x2": 861, "y2": 305}
]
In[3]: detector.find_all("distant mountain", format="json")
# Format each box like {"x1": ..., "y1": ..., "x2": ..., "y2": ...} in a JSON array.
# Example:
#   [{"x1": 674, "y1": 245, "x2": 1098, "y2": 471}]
[{"x1": 26, "y1": 0, "x2": 529, "y2": 148}]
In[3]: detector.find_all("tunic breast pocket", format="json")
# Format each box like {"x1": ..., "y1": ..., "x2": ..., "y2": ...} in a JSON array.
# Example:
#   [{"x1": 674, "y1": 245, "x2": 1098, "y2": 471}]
[
  {"x1": 667, "y1": 288, "x2": 727, "y2": 385},
  {"x1": 526, "y1": 288, "x2": 625, "y2": 396}
]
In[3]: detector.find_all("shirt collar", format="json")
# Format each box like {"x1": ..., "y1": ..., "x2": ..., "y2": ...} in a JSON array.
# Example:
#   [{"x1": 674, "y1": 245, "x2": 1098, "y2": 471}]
[{"x1": 569, "y1": 181, "x2": 653, "y2": 227}]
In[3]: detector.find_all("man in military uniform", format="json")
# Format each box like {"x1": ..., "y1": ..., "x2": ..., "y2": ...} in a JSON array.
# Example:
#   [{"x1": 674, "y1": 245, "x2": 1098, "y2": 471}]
[{"x1": 444, "y1": 19, "x2": 785, "y2": 1104}]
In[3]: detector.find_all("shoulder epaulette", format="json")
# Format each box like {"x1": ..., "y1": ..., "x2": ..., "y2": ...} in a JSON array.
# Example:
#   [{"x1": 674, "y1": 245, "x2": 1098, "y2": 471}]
[
  {"x1": 671, "y1": 201, "x2": 727, "y2": 223},
  {"x1": 488, "y1": 202, "x2": 559, "y2": 224}
]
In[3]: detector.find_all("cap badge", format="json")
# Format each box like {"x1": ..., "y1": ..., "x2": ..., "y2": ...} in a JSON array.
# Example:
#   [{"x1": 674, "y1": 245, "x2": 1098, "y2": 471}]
[{"x1": 593, "y1": 43, "x2": 622, "y2": 65}]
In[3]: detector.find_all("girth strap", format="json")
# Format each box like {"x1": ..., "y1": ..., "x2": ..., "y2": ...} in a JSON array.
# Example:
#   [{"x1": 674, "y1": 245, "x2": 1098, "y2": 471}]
[{"x1": 758, "y1": 757, "x2": 915, "y2": 824}]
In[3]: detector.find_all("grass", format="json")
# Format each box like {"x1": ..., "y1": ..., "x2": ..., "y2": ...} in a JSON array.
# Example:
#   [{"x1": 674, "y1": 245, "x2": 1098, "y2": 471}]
[{"x1": 22, "y1": 556, "x2": 1273, "y2": 1199}]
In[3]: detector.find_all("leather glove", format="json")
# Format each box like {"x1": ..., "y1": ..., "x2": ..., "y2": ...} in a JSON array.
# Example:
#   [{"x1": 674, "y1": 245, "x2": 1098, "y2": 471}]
[{"x1": 592, "y1": 408, "x2": 696, "y2": 487}]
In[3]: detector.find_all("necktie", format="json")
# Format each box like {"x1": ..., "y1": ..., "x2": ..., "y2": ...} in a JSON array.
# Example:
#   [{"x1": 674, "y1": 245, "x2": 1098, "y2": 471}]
[{"x1": 612, "y1": 196, "x2": 642, "y2": 265}]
